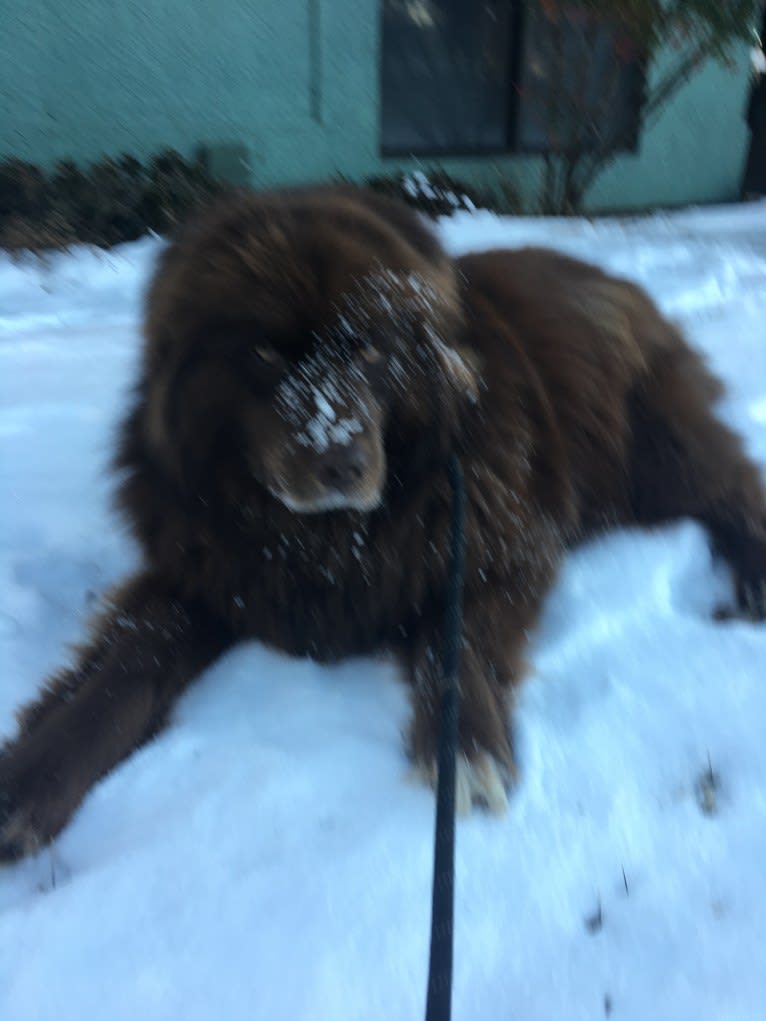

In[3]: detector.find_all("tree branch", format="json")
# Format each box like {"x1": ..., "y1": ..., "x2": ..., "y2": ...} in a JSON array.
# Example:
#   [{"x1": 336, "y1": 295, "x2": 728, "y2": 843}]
[{"x1": 644, "y1": 40, "x2": 714, "y2": 121}]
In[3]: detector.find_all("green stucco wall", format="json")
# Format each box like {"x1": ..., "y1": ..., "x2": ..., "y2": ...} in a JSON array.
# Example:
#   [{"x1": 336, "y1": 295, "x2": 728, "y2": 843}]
[{"x1": 0, "y1": 0, "x2": 754, "y2": 212}]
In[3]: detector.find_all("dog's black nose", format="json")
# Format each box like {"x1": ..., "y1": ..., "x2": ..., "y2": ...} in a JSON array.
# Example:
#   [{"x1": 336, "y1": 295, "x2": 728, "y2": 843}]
[{"x1": 319, "y1": 441, "x2": 368, "y2": 491}]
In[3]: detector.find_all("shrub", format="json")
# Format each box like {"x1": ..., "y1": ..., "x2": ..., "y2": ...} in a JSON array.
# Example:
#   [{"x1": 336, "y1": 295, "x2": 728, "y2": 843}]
[{"x1": 0, "y1": 150, "x2": 223, "y2": 252}]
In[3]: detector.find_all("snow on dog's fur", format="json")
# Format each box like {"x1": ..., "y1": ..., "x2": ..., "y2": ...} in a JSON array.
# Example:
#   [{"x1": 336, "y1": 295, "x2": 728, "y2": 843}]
[{"x1": 2, "y1": 185, "x2": 765, "y2": 860}]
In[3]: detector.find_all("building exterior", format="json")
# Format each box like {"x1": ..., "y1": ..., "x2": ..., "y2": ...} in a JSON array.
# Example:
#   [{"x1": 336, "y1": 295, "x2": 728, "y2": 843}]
[{"x1": 0, "y1": 0, "x2": 756, "y2": 212}]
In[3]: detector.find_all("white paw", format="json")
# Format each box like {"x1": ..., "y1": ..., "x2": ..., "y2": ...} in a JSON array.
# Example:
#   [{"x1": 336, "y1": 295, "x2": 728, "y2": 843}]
[{"x1": 409, "y1": 750, "x2": 515, "y2": 815}]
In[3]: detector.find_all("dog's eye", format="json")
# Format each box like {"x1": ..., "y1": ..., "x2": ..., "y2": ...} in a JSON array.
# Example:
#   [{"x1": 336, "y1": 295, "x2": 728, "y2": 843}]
[
  {"x1": 253, "y1": 345, "x2": 284, "y2": 366},
  {"x1": 358, "y1": 344, "x2": 384, "y2": 366},
  {"x1": 359, "y1": 345, "x2": 384, "y2": 365}
]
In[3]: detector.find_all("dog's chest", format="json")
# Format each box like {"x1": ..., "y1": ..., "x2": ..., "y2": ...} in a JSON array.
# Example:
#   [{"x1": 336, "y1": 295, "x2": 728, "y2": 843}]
[{"x1": 233, "y1": 513, "x2": 432, "y2": 659}]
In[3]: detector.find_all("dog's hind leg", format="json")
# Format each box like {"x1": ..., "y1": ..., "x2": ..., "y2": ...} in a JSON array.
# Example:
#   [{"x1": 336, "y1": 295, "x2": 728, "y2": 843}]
[
  {"x1": 628, "y1": 335, "x2": 766, "y2": 617},
  {"x1": 0, "y1": 571, "x2": 232, "y2": 862}
]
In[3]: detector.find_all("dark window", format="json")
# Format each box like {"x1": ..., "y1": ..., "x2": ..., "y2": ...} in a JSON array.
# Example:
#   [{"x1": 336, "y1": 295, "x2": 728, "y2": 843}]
[
  {"x1": 517, "y1": 3, "x2": 645, "y2": 154},
  {"x1": 380, "y1": 1, "x2": 645, "y2": 157},
  {"x1": 381, "y1": 0, "x2": 514, "y2": 155}
]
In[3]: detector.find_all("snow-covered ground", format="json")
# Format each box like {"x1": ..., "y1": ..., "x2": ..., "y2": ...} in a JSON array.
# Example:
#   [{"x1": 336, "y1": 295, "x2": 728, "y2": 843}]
[{"x1": 1, "y1": 203, "x2": 765, "y2": 1021}]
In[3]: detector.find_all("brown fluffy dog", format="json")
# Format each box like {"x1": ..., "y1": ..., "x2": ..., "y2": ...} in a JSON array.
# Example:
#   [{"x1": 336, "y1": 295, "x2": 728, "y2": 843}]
[{"x1": 2, "y1": 186, "x2": 765, "y2": 860}]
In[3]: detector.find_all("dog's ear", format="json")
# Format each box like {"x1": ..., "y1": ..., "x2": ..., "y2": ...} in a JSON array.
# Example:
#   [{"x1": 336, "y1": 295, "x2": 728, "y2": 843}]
[{"x1": 145, "y1": 356, "x2": 243, "y2": 491}]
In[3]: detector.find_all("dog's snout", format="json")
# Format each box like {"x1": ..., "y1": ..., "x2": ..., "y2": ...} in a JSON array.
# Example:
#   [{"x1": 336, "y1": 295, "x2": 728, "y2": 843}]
[{"x1": 319, "y1": 441, "x2": 368, "y2": 491}]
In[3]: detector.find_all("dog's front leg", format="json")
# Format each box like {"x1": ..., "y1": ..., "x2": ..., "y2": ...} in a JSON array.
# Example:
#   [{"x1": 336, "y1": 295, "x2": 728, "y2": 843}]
[
  {"x1": 0, "y1": 571, "x2": 231, "y2": 862},
  {"x1": 404, "y1": 593, "x2": 543, "y2": 814}
]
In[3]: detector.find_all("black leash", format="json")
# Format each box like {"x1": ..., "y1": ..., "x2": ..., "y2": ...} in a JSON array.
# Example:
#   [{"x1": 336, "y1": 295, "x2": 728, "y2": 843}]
[{"x1": 425, "y1": 453, "x2": 466, "y2": 1021}]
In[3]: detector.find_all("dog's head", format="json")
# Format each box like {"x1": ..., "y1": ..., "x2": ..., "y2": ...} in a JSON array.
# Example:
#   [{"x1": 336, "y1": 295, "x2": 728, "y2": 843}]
[{"x1": 141, "y1": 188, "x2": 479, "y2": 514}]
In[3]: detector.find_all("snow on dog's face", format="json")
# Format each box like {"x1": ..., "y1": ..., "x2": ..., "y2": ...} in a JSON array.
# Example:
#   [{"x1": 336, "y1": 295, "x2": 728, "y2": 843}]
[{"x1": 250, "y1": 269, "x2": 476, "y2": 514}]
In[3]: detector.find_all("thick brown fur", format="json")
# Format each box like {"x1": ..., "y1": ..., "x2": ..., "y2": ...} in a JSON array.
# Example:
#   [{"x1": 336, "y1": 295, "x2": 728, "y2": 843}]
[{"x1": 2, "y1": 185, "x2": 765, "y2": 860}]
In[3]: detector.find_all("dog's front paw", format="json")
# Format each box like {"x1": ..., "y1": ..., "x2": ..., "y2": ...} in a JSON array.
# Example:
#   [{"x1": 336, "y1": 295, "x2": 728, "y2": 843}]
[
  {"x1": 716, "y1": 576, "x2": 766, "y2": 622},
  {"x1": 410, "y1": 747, "x2": 518, "y2": 816},
  {"x1": 0, "y1": 746, "x2": 71, "y2": 863},
  {"x1": 738, "y1": 577, "x2": 766, "y2": 621},
  {"x1": 728, "y1": 529, "x2": 766, "y2": 620},
  {"x1": 0, "y1": 794, "x2": 44, "y2": 862}
]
